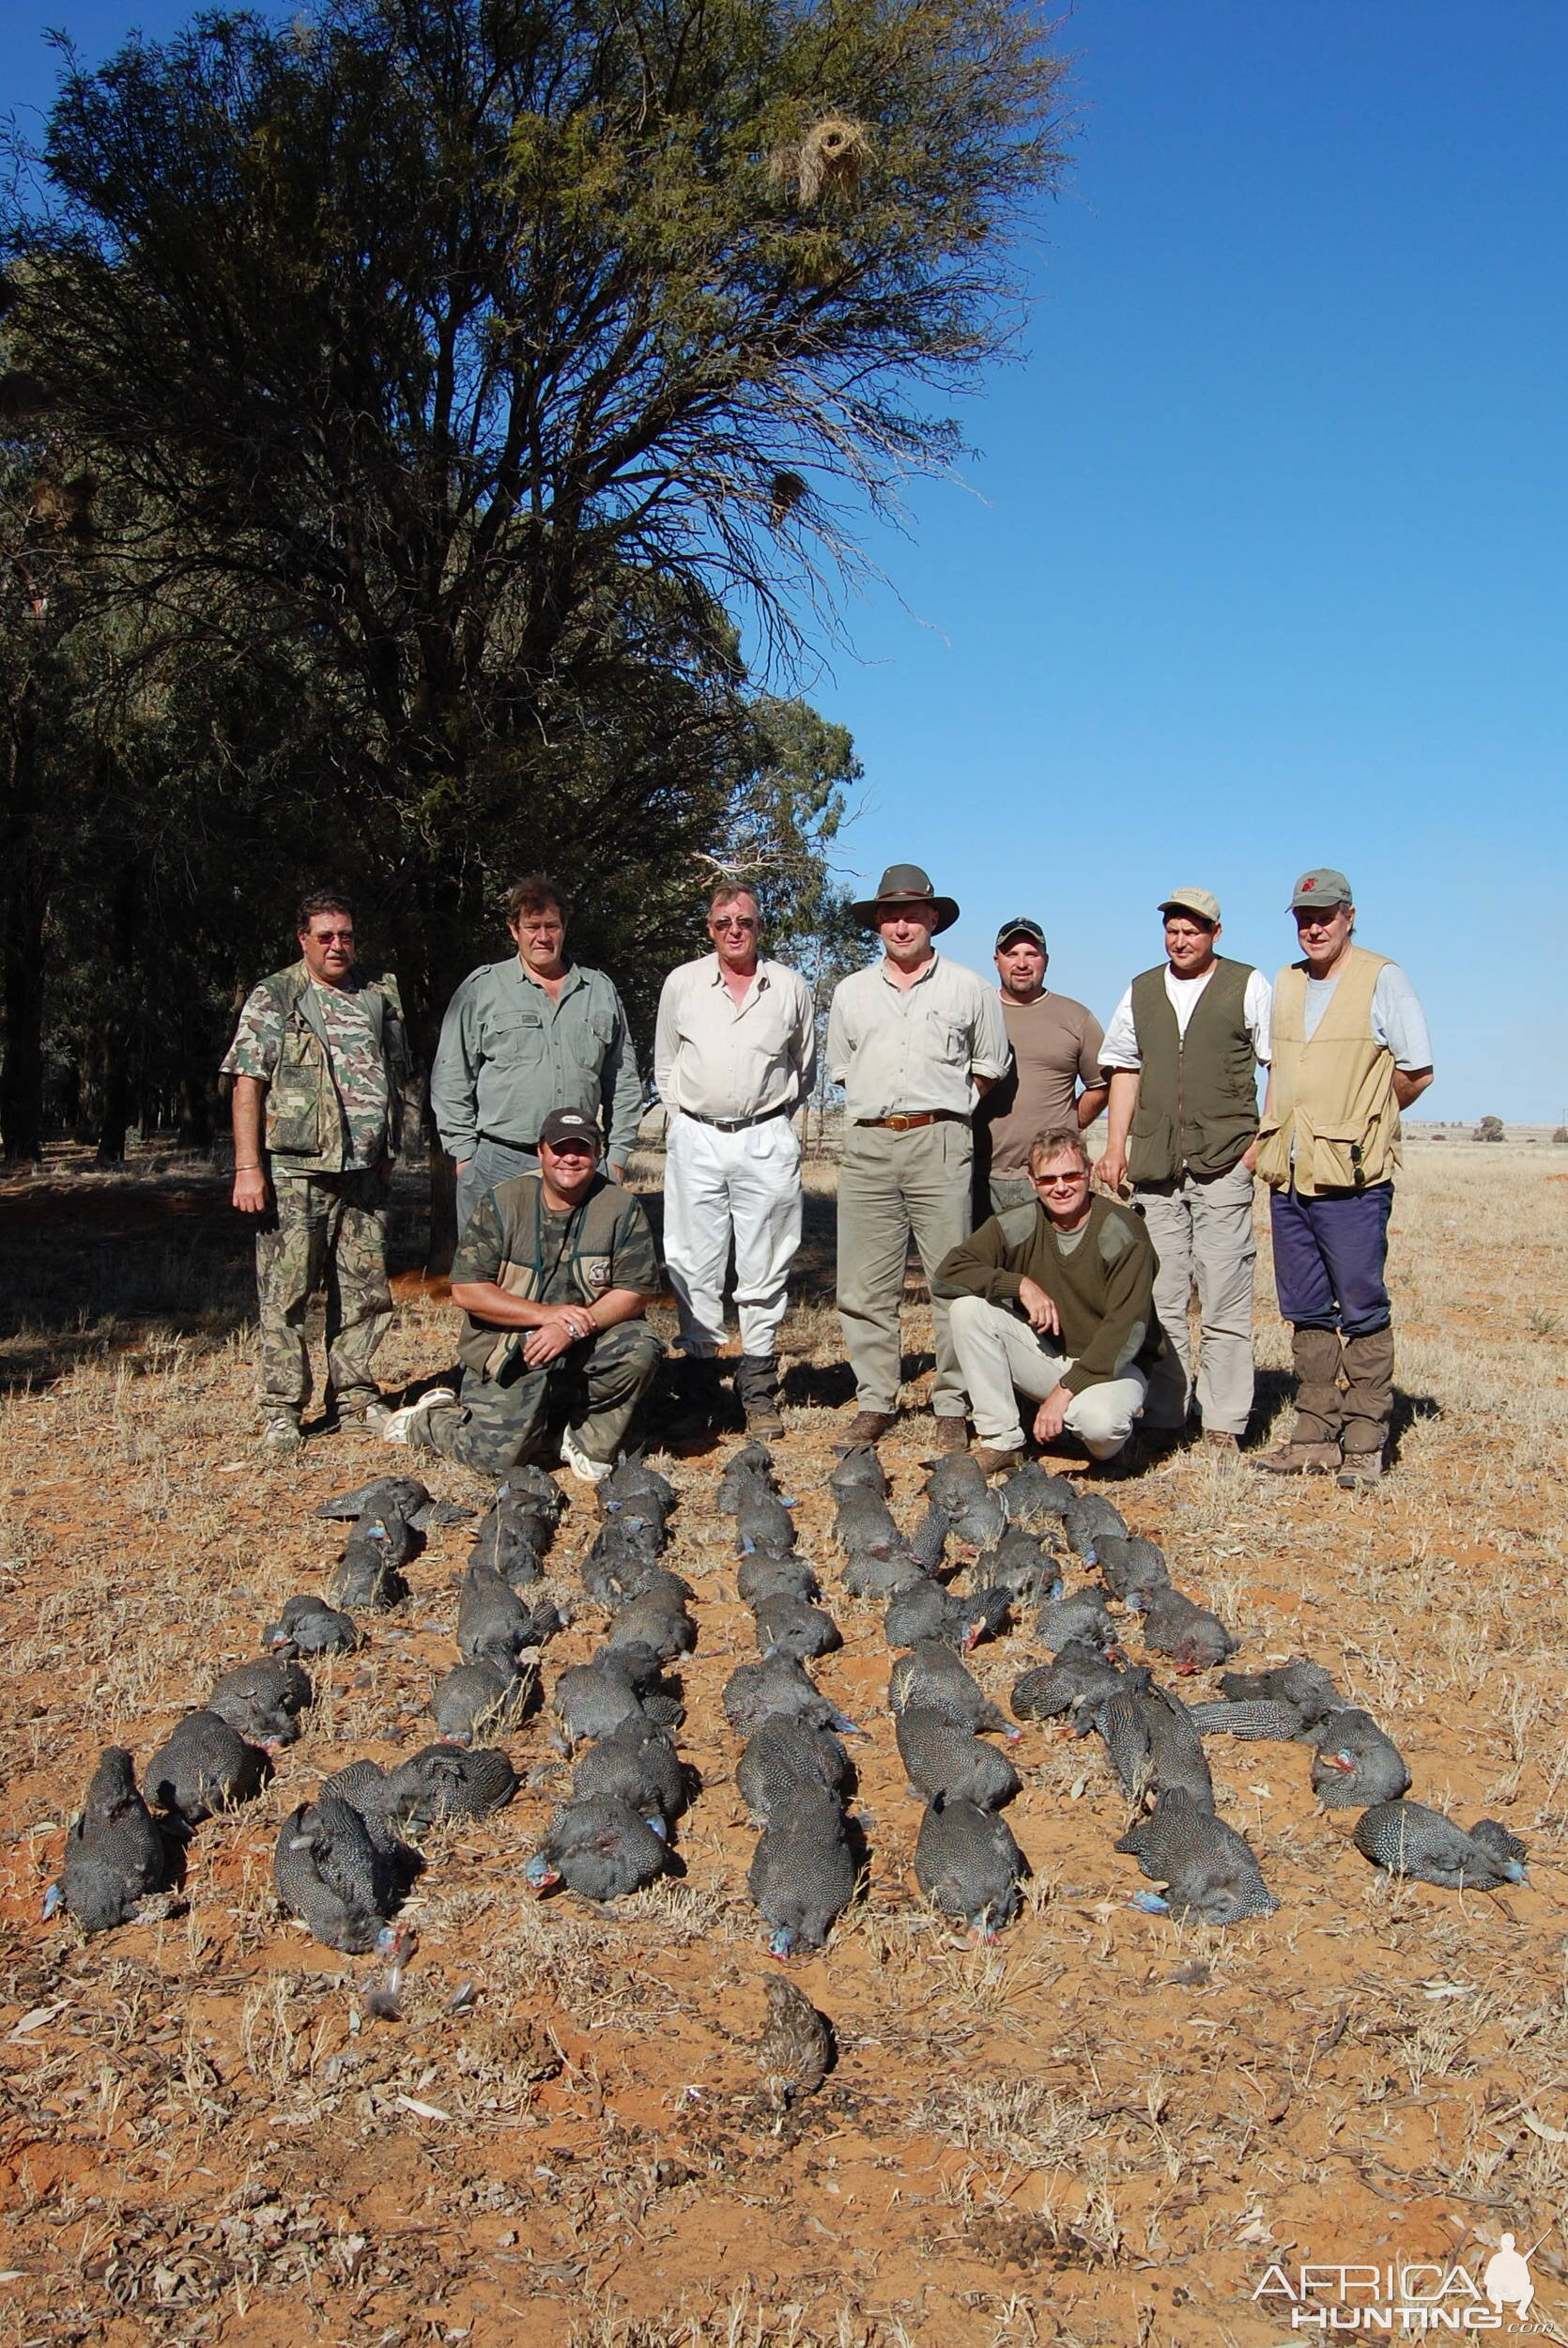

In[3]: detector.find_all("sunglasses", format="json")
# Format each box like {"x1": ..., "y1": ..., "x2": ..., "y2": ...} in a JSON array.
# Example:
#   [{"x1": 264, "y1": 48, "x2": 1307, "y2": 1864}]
[
  {"x1": 1033, "y1": 1172, "x2": 1087, "y2": 1189},
  {"x1": 711, "y1": 916, "x2": 758, "y2": 932}
]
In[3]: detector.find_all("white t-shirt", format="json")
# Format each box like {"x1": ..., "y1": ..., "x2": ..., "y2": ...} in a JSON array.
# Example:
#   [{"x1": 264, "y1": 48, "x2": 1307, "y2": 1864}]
[{"x1": 1099, "y1": 965, "x2": 1273, "y2": 1073}]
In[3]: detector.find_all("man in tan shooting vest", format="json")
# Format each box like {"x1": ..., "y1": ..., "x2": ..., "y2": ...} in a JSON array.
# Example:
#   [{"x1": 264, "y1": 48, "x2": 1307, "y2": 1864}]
[{"x1": 1253, "y1": 869, "x2": 1433, "y2": 1488}]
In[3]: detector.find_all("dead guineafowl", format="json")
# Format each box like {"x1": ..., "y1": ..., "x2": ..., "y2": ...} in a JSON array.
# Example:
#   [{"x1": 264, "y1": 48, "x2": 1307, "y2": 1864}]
[
  {"x1": 747, "y1": 1782, "x2": 858, "y2": 1955},
  {"x1": 914, "y1": 1793, "x2": 1026, "y2": 1939},
  {"x1": 1063, "y1": 1491, "x2": 1127, "y2": 1565},
  {"x1": 570, "y1": 1718, "x2": 687, "y2": 1823},
  {"x1": 1011, "y1": 1640, "x2": 1126, "y2": 1728},
  {"x1": 888, "y1": 1642, "x2": 1018, "y2": 1738},
  {"x1": 1118, "y1": 1789, "x2": 1279, "y2": 1924},
  {"x1": 54, "y1": 1748, "x2": 176, "y2": 1935},
  {"x1": 265, "y1": 1594, "x2": 361, "y2": 1658},
  {"x1": 429, "y1": 1659, "x2": 536, "y2": 1746},
  {"x1": 724, "y1": 1657, "x2": 861, "y2": 1739},
  {"x1": 1134, "y1": 1584, "x2": 1237, "y2": 1675},
  {"x1": 272, "y1": 1795, "x2": 411, "y2": 1954},
  {"x1": 208, "y1": 1657, "x2": 312, "y2": 1748},
  {"x1": 1309, "y1": 1709, "x2": 1411, "y2": 1807},
  {"x1": 1353, "y1": 1801, "x2": 1528, "y2": 1891},
  {"x1": 527, "y1": 1796, "x2": 671, "y2": 1901},
  {"x1": 1095, "y1": 1535, "x2": 1171, "y2": 1609},
  {"x1": 896, "y1": 1708, "x2": 1021, "y2": 1810},
  {"x1": 326, "y1": 1517, "x2": 409, "y2": 1612},
  {"x1": 1037, "y1": 1586, "x2": 1121, "y2": 1658},
  {"x1": 1219, "y1": 1658, "x2": 1345, "y2": 1724},
  {"x1": 145, "y1": 1711, "x2": 271, "y2": 1822},
  {"x1": 884, "y1": 1580, "x2": 1010, "y2": 1654},
  {"x1": 753, "y1": 1593, "x2": 841, "y2": 1662},
  {"x1": 736, "y1": 1716, "x2": 851, "y2": 1823},
  {"x1": 1093, "y1": 1669, "x2": 1213, "y2": 1812}
]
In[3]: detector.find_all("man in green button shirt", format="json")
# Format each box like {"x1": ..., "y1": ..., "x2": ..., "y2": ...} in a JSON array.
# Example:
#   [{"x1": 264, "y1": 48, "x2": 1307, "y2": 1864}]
[{"x1": 431, "y1": 873, "x2": 643, "y2": 1229}]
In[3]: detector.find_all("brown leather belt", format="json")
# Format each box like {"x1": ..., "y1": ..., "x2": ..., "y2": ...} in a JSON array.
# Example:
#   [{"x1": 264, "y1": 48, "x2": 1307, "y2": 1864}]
[{"x1": 855, "y1": 1110, "x2": 968, "y2": 1131}]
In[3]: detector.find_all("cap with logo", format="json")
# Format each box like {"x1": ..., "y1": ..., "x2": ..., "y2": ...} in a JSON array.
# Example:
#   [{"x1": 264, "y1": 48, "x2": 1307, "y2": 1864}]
[
  {"x1": 1158, "y1": 886, "x2": 1222, "y2": 926},
  {"x1": 539, "y1": 1107, "x2": 602, "y2": 1151},
  {"x1": 1289, "y1": 868, "x2": 1353, "y2": 912},
  {"x1": 994, "y1": 916, "x2": 1047, "y2": 953}
]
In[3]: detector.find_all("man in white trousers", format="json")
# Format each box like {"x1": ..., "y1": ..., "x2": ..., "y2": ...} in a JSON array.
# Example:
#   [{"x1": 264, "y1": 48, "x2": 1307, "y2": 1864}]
[{"x1": 654, "y1": 880, "x2": 817, "y2": 1438}]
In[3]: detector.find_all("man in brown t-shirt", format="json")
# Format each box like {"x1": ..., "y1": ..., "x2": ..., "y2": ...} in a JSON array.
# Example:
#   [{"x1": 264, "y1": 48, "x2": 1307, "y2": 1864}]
[{"x1": 976, "y1": 918, "x2": 1107, "y2": 1213}]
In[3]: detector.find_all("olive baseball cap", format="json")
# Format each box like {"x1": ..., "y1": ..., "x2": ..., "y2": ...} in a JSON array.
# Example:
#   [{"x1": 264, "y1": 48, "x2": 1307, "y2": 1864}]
[
  {"x1": 1290, "y1": 868, "x2": 1353, "y2": 911},
  {"x1": 539, "y1": 1107, "x2": 601, "y2": 1151},
  {"x1": 995, "y1": 916, "x2": 1047, "y2": 952},
  {"x1": 1158, "y1": 887, "x2": 1222, "y2": 926}
]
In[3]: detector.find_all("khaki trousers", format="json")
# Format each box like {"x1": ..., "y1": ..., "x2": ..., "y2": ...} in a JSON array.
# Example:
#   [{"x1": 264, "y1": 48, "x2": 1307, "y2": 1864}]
[
  {"x1": 948, "y1": 1294, "x2": 1145, "y2": 1460},
  {"x1": 1134, "y1": 1159, "x2": 1257, "y2": 1436},
  {"x1": 837, "y1": 1120, "x2": 974, "y2": 1417}
]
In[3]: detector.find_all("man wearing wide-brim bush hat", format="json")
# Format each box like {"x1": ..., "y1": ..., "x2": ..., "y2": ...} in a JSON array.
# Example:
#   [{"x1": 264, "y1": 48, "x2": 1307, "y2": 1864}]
[{"x1": 826, "y1": 863, "x2": 1009, "y2": 1450}]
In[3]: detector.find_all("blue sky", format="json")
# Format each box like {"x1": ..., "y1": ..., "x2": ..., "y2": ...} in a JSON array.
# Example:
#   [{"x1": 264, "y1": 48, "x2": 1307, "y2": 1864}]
[{"x1": 7, "y1": 1, "x2": 1564, "y2": 1118}]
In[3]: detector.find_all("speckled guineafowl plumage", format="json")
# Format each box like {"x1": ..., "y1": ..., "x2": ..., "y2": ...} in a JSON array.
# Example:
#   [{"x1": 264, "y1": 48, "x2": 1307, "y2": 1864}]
[
  {"x1": 1353, "y1": 1800, "x2": 1528, "y2": 1890},
  {"x1": 1117, "y1": 1790, "x2": 1278, "y2": 1924},
  {"x1": 747, "y1": 1783, "x2": 857, "y2": 1954},
  {"x1": 914, "y1": 1793, "x2": 1025, "y2": 1937},
  {"x1": 896, "y1": 1708, "x2": 1021, "y2": 1810},
  {"x1": 145, "y1": 1710, "x2": 270, "y2": 1820}
]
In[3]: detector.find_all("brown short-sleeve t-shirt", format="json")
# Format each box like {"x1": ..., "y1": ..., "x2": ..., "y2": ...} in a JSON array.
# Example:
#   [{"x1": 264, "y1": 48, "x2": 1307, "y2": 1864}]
[{"x1": 981, "y1": 992, "x2": 1105, "y2": 1175}]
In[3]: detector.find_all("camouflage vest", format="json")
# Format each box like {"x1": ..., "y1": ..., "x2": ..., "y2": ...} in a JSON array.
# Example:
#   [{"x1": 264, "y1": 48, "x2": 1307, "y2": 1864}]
[
  {"x1": 258, "y1": 960, "x2": 413, "y2": 1169},
  {"x1": 469, "y1": 1172, "x2": 630, "y2": 1380}
]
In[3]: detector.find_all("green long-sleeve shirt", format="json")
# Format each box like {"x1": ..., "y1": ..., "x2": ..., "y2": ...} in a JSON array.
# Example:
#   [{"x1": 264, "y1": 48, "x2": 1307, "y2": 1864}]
[
  {"x1": 431, "y1": 957, "x2": 643, "y2": 1166},
  {"x1": 933, "y1": 1194, "x2": 1165, "y2": 1395}
]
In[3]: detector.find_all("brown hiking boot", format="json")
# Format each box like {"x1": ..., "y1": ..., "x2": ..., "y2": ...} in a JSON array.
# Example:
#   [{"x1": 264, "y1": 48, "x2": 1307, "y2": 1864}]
[
  {"x1": 735, "y1": 1353, "x2": 785, "y2": 1439},
  {"x1": 1252, "y1": 1441, "x2": 1341, "y2": 1476},
  {"x1": 843, "y1": 1410, "x2": 896, "y2": 1444},
  {"x1": 971, "y1": 1444, "x2": 1024, "y2": 1476},
  {"x1": 930, "y1": 1414, "x2": 970, "y2": 1455},
  {"x1": 1336, "y1": 1451, "x2": 1385, "y2": 1488},
  {"x1": 1202, "y1": 1430, "x2": 1239, "y2": 1456}
]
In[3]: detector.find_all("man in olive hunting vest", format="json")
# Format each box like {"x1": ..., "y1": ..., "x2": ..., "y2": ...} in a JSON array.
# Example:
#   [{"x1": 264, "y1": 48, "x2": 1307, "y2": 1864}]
[
  {"x1": 1095, "y1": 888, "x2": 1272, "y2": 1457},
  {"x1": 223, "y1": 889, "x2": 413, "y2": 1452},
  {"x1": 1252, "y1": 869, "x2": 1433, "y2": 1488},
  {"x1": 382, "y1": 1107, "x2": 663, "y2": 1483}
]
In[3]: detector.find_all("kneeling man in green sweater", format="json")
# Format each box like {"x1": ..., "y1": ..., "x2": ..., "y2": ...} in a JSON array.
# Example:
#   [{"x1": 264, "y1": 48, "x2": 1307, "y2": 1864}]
[{"x1": 934, "y1": 1128, "x2": 1165, "y2": 1473}]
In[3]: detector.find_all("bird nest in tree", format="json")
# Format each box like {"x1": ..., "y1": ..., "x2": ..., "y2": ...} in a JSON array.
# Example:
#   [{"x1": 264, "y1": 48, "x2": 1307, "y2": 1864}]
[
  {"x1": 768, "y1": 470, "x2": 808, "y2": 529},
  {"x1": 768, "y1": 116, "x2": 870, "y2": 206}
]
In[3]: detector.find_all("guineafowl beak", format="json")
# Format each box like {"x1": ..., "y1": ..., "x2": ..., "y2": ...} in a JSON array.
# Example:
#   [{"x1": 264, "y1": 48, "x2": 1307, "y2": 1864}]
[
  {"x1": 645, "y1": 1815, "x2": 669, "y2": 1841},
  {"x1": 1105, "y1": 1643, "x2": 1126, "y2": 1663},
  {"x1": 767, "y1": 1928, "x2": 797, "y2": 1958},
  {"x1": 1322, "y1": 1751, "x2": 1356, "y2": 1774},
  {"x1": 437, "y1": 1730, "x2": 472, "y2": 1748},
  {"x1": 1130, "y1": 1891, "x2": 1171, "y2": 1914},
  {"x1": 525, "y1": 1856, "x2": 561, "y2": 1892},
  {"x1": 961, "y1": 1623, "x2": 985, "y2": 1654},
  {"x1": 967, "y1": 1915, "x2": 998, "y2": 1944},
  {"x1": 830, "y1": 1711, "x2": 866, "y2": 1738},
  {"x1": 42, "y1": 1883, "x2": 64, "y2": 1920},
  {"x1": 375, "y1": 1923, "x2": 416, "y2": 1963},
  {"x1": 1504, "y1": 1860, "x2": 1529, "y2": 1885}
]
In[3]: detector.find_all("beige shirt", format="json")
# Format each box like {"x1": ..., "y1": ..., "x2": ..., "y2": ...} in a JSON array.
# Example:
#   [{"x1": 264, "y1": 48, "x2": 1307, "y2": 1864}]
[
  {"x1": 827, "y1": 954, "x2": 1009, "y2": 1120},
  {"x1": 654, "y1": 953, "x2": 817, "y2": 1120}
]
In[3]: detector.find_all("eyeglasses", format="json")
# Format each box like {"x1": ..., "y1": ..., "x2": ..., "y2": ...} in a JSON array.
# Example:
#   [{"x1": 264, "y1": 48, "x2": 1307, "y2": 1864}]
[
  {"x1": 712, "y1": 916, "x2": 758, "y2": 932},
  {"x1": 1033, "y1": 1173, "x2": 1086, "y2": 1189},
  {"x1": 310, "y1": 930, "x2": 355, "y2": 943}
]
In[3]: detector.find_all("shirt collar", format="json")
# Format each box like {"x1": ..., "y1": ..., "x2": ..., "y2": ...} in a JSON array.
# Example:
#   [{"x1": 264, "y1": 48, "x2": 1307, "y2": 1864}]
[
  {"x1": 516, "y1": 959, "x2": 581, "y2": 997},
  {"x1": 880, "y1": 951, "x2": 940, "y2": 988},
  {"x1": 706, "y1": 951, "x2": 768, "y2": 994}
]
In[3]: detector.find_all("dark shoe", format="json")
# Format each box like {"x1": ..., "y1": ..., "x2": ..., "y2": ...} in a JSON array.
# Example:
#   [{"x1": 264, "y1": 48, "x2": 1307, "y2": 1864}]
[
  {"x1": 1252, "y1": 1441, "x2": 1341, "y2": 1476},
  {"x1": 971, "y1": 1444, "x2": 1024, "y2": 1476},
  {"x1": 735, "y1": 1353, "x2": 785, "y2": 1439},
  {"x1": 1336, "y1": 1450, "x2": 1385, "y2": 1489},
  {"x1": 843, "y1": 1410, "x2": 896, "y2": 1444},
  {"x1": 665, "y1": 1355, "x2": 729, "y2": 1442},
  {"x1": 931, "y1": 1414, "x2": 970, "y2": 1455}
]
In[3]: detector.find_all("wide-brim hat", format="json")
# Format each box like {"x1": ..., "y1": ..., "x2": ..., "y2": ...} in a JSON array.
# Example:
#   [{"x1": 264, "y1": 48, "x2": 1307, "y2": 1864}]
[{"x1": 849, "y1": 862, "x2": 960, "y2": 934}]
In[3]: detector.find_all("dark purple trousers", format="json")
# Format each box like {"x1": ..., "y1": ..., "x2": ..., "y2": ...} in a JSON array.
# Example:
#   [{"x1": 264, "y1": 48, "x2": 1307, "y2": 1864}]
[{"x1": 1268, "y1": 1182, "x2": 1393, "y2": 1336}]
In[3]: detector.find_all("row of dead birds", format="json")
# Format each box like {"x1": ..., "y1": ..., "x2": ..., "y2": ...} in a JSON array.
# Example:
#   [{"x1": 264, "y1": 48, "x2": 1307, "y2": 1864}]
[{"x1": 51, "y1": 1428, "x2": 1528, "y2": 1950}]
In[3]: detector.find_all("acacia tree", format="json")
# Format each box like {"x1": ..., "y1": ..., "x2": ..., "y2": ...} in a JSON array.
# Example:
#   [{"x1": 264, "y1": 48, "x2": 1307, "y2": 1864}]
[{"x1": 5, "y1": 0, "x2": 1069, "y2": 926}]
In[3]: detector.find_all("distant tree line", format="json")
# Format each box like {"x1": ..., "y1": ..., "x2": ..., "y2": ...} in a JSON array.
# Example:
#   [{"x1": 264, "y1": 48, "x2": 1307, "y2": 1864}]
[{"x1": 0, "y1": 0, "x2": 1071, "y2": 1163}]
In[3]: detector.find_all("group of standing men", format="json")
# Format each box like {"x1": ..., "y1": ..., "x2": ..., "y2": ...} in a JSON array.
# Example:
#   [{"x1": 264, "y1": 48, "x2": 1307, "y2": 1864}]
[{"x1": 224, "y1": 858, "x2": 1431, "y2": 1491}]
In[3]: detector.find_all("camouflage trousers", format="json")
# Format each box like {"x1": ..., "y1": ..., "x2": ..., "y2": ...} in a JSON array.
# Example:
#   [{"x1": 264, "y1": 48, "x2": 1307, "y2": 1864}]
[
  {"x1": 410, "y1": 1321, "x2": 663, "y2": 1478},
  {"x1": 255, "y1": 1167, "x2": 392, "y2": 1419}
]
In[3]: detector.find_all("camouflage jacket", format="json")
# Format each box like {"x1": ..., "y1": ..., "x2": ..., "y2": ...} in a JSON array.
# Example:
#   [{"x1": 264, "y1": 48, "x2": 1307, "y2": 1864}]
[
  {"x1": 223, "y1": 960, "x2": 415, "y2": 1174},
  {"x1": 451, "y1": 1170, "x2": 660, "y2": 1381}
]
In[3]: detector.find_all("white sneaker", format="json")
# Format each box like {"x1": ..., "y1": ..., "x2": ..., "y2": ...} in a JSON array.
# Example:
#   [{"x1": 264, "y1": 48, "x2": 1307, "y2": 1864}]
[
  {"x1": 381, "y1": 1387, "x2": 457, "y2": 1446},
  {"x1": 559, "y1": 1423, "x2": 615, "y2": 1486},
  {"x1": 261, "y1": 1413, "x2": 302, "y2": 1453}
]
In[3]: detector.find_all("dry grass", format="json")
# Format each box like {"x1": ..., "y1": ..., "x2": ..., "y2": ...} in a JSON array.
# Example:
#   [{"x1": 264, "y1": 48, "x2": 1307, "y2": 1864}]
[{"x1": 0, "y1": 1137, "x2": 1564, "y2": 2346}]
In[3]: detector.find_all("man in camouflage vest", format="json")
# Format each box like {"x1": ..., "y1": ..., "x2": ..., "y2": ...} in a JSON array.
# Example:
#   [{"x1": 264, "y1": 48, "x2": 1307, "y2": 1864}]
[
  {"x1": 383, "y1": 1108, "x2": 663, "y2": 1482},
  {"x1": 223, "y1": 889, "x2": 412, "y2": 1452}
]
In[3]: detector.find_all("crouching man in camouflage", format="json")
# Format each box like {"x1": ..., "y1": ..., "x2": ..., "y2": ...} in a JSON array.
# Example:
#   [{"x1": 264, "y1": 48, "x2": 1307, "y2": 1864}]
[
  {"x1": 223, "y1": 889, "x2": 413, "y2": 1452},
  {"x1": 383, "y1": 1108, "x2": 663, "y2": 1484}
]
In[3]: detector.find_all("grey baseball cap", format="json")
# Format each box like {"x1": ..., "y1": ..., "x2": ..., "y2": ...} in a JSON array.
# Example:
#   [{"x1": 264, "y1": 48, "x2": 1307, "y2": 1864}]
[
  {"x1": 994, "y1": 916, "x2": 1047, "y2": 952},
  {"x1": 1159, "y1": 887, "x2": 1222, "y2": 926},
  {"x1": 1290, "y1": 867, "x2": 1353, "y2": 911}
]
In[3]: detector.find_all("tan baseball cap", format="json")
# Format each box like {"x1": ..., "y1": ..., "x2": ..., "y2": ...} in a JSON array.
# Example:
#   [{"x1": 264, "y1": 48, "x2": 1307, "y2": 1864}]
[{"x1": 1158, "y1": 887, "x2": 1221, "y2": 926}]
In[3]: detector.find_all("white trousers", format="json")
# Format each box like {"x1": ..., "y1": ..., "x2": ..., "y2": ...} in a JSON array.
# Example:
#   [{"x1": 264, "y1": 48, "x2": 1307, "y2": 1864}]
[
  {"x1": 948, "y1": 1292, "x2": 1147, "y2": 1460},
  {"x1": 664, "y1": 1111, "x2": 803, "y2": 1358},
  {"x1": 1135, "y1": 1159, "x2": 1257, "y2": 1436}
]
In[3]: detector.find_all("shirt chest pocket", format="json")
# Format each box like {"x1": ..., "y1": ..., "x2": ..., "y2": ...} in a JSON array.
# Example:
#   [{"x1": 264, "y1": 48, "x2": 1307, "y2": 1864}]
[
  {"x1": 585, "y1": 1006, "x2": 615, "y2": 1054},
  {"x1": 484, "y1": 1013, "x2": 546, "y2": 1064}
]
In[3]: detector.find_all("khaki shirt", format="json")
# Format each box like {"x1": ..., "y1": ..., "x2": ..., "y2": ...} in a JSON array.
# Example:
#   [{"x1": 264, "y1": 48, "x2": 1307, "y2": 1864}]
[
  {"x1": 826, "y1": 954, "x2": 1009, "y2": 1120},
  {"x1": 431, "y1": 958, "x2": 642, "y2": 1166},
  {"x1": 653, "y1": 953, "x2": 816, "y2": 1120}
]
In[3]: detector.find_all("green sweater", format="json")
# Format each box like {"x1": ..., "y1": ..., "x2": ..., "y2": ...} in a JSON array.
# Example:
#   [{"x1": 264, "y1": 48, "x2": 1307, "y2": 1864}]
[{"x1": 933, "y1": 1195, "x2": 1164, "y2": 1396}]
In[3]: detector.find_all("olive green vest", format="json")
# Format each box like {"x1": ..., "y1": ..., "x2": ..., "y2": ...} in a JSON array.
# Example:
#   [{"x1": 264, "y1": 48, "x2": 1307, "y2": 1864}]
[
  {"x1": 467, "y1": 1171, "x2": 628, "y2": 1381},
  {"x1": 258, "y1": 960, "x2": 412, "y2": 1169},
  {"x1": 1254, "y1": 946, "x2": 1401, "y2": 1197},
  {"x1": 1127, "y1": 956, "x2": 1258, "y2": 1183}
]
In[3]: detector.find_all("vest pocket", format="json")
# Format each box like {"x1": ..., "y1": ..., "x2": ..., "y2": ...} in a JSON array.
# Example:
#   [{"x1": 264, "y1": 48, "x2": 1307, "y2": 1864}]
[
  {"x1": 1309, "y1": 1130, "x2": 1368, "y2": 1191},
  {"x1": 266, "y1": 1072, "x2": 323, "y2": 1155}
]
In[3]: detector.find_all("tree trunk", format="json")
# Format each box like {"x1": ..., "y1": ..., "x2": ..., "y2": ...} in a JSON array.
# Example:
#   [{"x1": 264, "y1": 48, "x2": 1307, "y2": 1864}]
[
  {"x1": 95, "y1": 850, "x2": 142, "y2": 1165},
  {"x1": 0, "y1": 879, "x2": 48, "y2": 1163},
  {"x1": 426, "y1": 1140, "x2": 457, "y2": 1277}
]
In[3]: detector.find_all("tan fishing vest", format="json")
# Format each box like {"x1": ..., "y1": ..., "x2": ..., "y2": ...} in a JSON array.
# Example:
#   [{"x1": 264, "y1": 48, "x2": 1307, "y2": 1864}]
[{"x1": 1255, "y1": 945, "x2": 1401, "y2": 1197}]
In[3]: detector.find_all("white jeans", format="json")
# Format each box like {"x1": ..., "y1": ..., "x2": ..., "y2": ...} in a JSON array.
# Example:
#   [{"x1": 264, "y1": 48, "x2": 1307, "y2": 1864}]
[
  {"x1": 664, "y1": 1111, "x2": 803, "y2": 1358},
  {"x1": 948, "y1": 1292, "x2": 1147, "y2": 1460}
]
